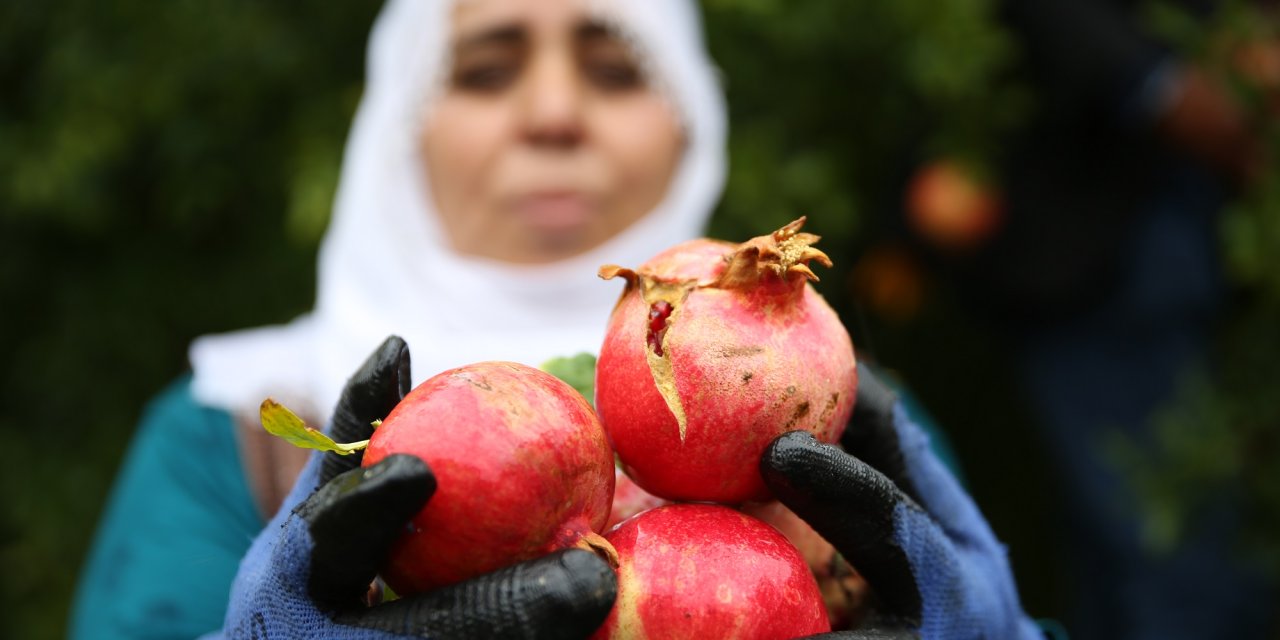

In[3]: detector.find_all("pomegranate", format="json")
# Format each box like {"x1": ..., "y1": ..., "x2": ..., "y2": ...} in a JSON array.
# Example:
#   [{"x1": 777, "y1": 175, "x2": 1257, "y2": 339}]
[
  {"x1": 602, "y1": 483, "x2": 863, "y2": 630},
  {"x1": 592, "y1": 503, "x2": 830, "y2": 639},
  {"x1": 742, "y1": 501, "x2": 871, "y2": 630},
  {"x1": 362, "y1": 361, "x2": 616, "y2": 594},
  {"x1": 596, "y1": 218, "x2": 858, "y2": 503},
  {"x1": 906, "y1": 158, "x2": 1004, "y2": 252}
]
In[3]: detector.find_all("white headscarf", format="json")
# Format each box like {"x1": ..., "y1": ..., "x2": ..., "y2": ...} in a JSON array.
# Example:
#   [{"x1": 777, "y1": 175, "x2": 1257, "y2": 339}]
[{"x1": 189, "y1": 0, "x2": 726, "y2": 421}]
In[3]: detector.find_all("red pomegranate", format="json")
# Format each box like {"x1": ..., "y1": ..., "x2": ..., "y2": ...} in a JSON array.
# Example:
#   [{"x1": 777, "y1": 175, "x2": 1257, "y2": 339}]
[
  {"x1": 596, "y1": 218, "x2": 858, "y2": 503},
  {"x1": 362, "y1": 361, "x2": 616, "y2": 594},
  {"x1": 741, "y1": 501, "x2": 871, "y2": 630},
  {"x1": 592, "y1": 503, "x2": 830, "y2": 639}
]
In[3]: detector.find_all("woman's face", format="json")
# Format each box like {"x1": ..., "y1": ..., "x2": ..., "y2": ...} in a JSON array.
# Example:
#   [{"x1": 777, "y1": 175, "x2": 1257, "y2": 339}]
[{"x1": 421, "y1": 0, "x2": 685, "y2": 264}]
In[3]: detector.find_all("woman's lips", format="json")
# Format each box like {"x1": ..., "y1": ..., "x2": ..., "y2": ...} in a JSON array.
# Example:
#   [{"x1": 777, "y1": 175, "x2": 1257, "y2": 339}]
[{"x1": 511, "y1": 192, "x2": 595, "y2": 231}]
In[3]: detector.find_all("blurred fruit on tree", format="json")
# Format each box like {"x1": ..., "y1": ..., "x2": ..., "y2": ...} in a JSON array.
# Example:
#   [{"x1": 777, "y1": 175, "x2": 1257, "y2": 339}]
[
  {"x1": 1110, "y1": 0, "x2": 1280, "y2": 577},
  {"x1": 905, "y1": 158, "x2": 1005, "y2": 254}
]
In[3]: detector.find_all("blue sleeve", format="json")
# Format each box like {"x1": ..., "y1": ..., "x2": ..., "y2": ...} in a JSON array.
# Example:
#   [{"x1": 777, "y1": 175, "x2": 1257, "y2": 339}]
[
  {"x1": 875, "y1": 369, "x2": 967, "y2": 486},
  {"x1": 69, "y1": 377, "x2": 263, "y2": 640}
]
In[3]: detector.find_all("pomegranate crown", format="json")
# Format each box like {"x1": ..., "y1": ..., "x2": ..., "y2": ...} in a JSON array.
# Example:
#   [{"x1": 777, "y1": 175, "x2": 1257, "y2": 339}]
[
  {"x1": 595, "y1": 217, "x2": 831, "y2": 290},
  {"x1": 717, "y1": 217, "x2": 832, "y2": 288}
]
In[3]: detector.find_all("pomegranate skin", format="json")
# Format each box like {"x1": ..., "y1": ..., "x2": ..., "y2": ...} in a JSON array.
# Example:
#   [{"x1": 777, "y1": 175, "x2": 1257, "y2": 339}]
[
  {"x1": 741, "y1": 501, "x2": 871, "y2": 630},
  {"x1": 362, "y1": 361, "x2": 615, "y2": 594},
  {"x1": 597, "y1": 220, "x2": 857, "y2": 503},
  {"x1": 592, "y1": 503, "x2": 831, "y2": 640}
]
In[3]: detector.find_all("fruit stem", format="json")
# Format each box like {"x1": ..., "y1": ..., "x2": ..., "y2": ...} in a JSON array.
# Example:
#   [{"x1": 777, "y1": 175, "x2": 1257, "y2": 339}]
[{"x1": 574, "y1": 530, "x2": 620, "y2": 570}]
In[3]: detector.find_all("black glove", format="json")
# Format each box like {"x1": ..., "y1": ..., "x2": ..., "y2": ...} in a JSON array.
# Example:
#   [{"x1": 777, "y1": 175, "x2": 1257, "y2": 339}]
[
  {"x1": 761, "y1": 363, "x2": 1043, "y2": 639},
  {"x1": 213, "y1": 336, "x2": 617, "y2": 640}
]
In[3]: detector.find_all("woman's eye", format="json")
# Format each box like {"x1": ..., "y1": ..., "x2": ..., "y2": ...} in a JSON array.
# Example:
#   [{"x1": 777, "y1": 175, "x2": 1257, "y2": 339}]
[
  {"x1": 585, "y1": 60, "x2": 642, "y2": 91},
  {"x1": 453, "y1": 62, "x2": 518, "y2": 92}
]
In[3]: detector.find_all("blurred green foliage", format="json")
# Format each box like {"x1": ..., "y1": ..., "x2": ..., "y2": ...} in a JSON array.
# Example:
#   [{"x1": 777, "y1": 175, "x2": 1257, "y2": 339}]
[
  {"x1": 701, "y1": 0, "x2": 1026, "y2": 277},
  {"x1": 1110, "y1": 299, "x2": 1280, "y2": 570},
  {"x1": 1110, "y1": 0, "x2": 1280, "y2": 577},
  {"x1": 541, "y1": 353, "x2": 598, "y2": 407},
  {"x1": 0, "y1": 1, "x2": 1051, "y2": 637},
  {"x1": 0, "y1": 2, "x2": 380, "y2": 637}
]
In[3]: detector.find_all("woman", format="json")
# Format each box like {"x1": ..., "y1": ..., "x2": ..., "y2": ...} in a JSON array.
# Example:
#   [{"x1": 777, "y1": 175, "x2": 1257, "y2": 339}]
[
  {"x1": 70, "y1": 0, "x2": 723, "y2": 637},
  {"x1": 73, "y1": 1, "x2": 1042, "y2": 638}
]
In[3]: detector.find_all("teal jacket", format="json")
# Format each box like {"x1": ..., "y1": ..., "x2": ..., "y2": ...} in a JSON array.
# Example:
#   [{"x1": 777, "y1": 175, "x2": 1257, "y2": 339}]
[{"x1": 70, "y1": 377, "x2": 263, "y2": 640}]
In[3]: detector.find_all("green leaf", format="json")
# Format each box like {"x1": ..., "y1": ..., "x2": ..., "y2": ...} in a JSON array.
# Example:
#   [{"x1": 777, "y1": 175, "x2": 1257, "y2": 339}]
[
  {"x1": 259, "y1": 398, "x2": 368, "y2": 454},
  {"x1": 541, "y1": 353, "x2": 598, "y2": 407}
]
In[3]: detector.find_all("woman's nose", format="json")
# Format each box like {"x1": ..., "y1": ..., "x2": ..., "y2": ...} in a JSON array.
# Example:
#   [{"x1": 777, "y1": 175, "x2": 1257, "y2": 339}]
[{"x1": 520, "y1": 53, "x2": 585, "y2": 148}]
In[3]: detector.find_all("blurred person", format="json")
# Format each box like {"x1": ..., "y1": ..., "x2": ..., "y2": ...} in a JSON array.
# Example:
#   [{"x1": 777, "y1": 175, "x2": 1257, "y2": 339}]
[
  {"x1": 70, "y1": 1, "x2": 719, "y2": 637},
  {"x1": 70, "y1": 0, "x2": 1049, "y2": 638},
  {"x1": 921, "y1": 0, "x2": 1278, "y2": 637}
]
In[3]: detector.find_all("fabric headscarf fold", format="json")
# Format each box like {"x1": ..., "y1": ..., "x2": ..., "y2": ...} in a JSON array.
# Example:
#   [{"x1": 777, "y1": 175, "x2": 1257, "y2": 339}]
[{"x1": 190, "y1": 0, "x2": 727, "y2": 421}]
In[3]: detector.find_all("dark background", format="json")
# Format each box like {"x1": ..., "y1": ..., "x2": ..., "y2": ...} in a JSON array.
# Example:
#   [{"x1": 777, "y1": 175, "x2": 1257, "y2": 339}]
[{"x1": 3, "y1": 1, "x2": 1276, "y2": 637}]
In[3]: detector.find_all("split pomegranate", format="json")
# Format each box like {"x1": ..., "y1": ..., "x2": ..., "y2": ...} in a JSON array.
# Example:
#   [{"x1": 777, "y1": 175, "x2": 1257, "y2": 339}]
[
  {"x1": 592, "y1": 503, "x2": 830, "y2": 639},
  {"x1": 361, "y1": 361, "x2": 616, "y2": 594},
  {"x1": 596, "y1": 218, "x2": 858, "y2": 503}
]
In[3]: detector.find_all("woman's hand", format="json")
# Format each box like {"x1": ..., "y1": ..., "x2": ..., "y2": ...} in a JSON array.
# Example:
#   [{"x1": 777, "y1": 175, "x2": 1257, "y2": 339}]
[
  {"x1": 761, "y1": 363, "x2": 1044, "y2": 639},
  {"x1": 208, "y1": 337, "x2": 617, "y2": 640}
]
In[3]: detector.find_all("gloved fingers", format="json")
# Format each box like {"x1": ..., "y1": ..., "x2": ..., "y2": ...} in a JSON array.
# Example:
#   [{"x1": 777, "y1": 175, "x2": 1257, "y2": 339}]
[
  {"x1": 761, "y1": 431, "x2": 923, "y2": 624},
  {"x1": 336, "y1": 548, "x2": 618, "y2": 640},
  {"x1": 844, "y1": 363, "x2": 1000, "y2": 551},
  {"x1": 321, "y1": 335, "x2": 412, "y2": 484},
  {"x1": 841, "y1": 363, "x2": 921, "y2": 505},
  {"x1": 299, "y1": 454, "x2": 436, "y2": 612}
]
